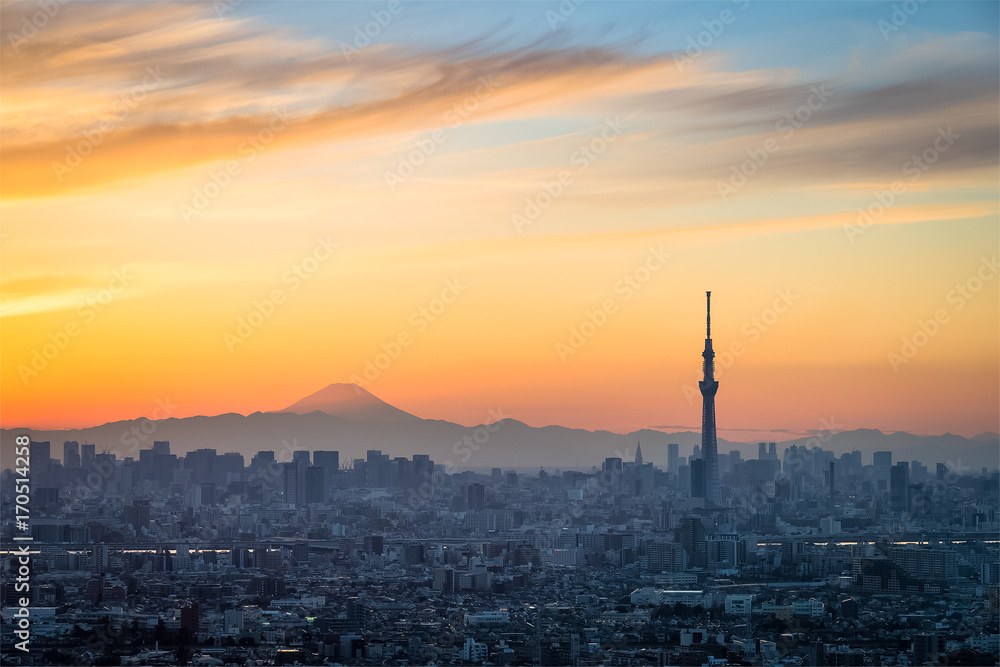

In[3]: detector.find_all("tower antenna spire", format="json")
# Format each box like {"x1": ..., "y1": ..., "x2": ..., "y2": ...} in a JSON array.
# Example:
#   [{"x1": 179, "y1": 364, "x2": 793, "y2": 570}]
[{"x1": 706, "y1": 290, "x2": 711, "y2": 339}]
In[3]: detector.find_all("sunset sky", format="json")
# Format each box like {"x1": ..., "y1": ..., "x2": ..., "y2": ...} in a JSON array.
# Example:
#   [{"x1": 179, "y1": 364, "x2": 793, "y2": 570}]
[{"x1": 2, "y1": 1, "x2": 997, "y2": 440}]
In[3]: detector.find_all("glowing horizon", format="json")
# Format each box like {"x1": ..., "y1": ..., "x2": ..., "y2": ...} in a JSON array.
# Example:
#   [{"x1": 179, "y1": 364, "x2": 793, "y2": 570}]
[{"x1": 2, "y1": 1, "x2": 997, "y2": 442}]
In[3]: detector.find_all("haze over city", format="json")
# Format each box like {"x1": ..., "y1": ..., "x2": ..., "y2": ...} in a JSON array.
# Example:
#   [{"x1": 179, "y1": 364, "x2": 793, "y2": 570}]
[{"x1": 2, "y1": 3, "x2": 999, "y2": 666}]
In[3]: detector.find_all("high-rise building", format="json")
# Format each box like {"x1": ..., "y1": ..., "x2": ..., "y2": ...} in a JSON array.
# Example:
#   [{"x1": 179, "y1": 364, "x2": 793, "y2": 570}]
[
  {"x1": 80, "y1": 442, "x2": 97, "y2": 468},
  {"x1": 363, "y1": 535, "x2": 384, "y2": 556},
  {"x1": 292, "y1": 450, "x2": 310, "y2": 500},
  {"x1": 667, "y1": 443, "x2": 679, "y2": 474},
  {"x1": 231, "y1": 548, "x2": 251, "y2": 569},
  {"x1": 912, "y1": 635, "x2": 940, "y2": 666},
  {"x1": 466, "y1": 483, "x2": 485, "y2": 511},
  {"x1": 282, "y1": 462, "x2": 301, "y2": 505},
  {"x1": 219, "y1": 452, "x2": 244, "y2": 482},
  {"x1": 646, "y1": 540, "x2": 687, "y2": 572},
  {"x1": 635, "y1": 441, "x2": 643, "y2": 467},
  {"x1": 874, "y1": 450, "x2": 892, "y2": 490},
  {"x1": 152, "y1": 441, "x2": 170, "y2": 456},
  {"x1": 366, "y1": 449, "x2": 391, "y2": 487},
  {"x1": 675, "y1": 517, "x2": 705, "y2": 562},
  {"x1": 186, "y1": 448, "x2": 217, "y2": 483},
  {"x1": 775, "y1": 473, "x2": 791, "y2": 500},
  {"x1": 92, "y1": 544, "x2": 109, "y2": 573},
  {"x1": 132, "y1": 500, "x2": 151, "y2": 530},
  {"x1": 305, "y1": 466, "x2": 326, "y2": 504},
  {"x1": 31, "y1": 441, "x2": 51, "y2": 467},
  {"x1": 181, "y1": 603, "x2": 200, "y2": 635},
  {"x1": 198, "y1": 483, "x2": 215, "y2": 506},
  {"x1": 433, "y1": 567, "x2": 455, "y2": 594},
  {"x1": 891, "y1": 461, "x2": 909, "y2": 513},
  {"x1": 890, "y1": 545, "x2": 956, "y2": 582},
  {"x1": 224, "y1": 609, "x2": 244, "y2": 633},
  {"x1": 809, "y1": 641, "x2": 825, "y2": 667},
  {"x1": 81, "y1": 443, "x2": 96, "y2": 469},
  {"x1": 690, "y1": 459, "x2": 706, "y2": 498},
  {"x1": 63, "y1": 441, "x2": 80, "y2": 468},
  {"x1": 697, "y1": 290, "x2": 721, "y2": 505},
  {"x1": 409, "y1": 454, "x2": 433, "y2": 492},
  {"x1": 250, "y1": 450, "x2": 275, "y2": 472},
  {"x1": 313, "y1": 450, "x2": 339, "y2": 473}
]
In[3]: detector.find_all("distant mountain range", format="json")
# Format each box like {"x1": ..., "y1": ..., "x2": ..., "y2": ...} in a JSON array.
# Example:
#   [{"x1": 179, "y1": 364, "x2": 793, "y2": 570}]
[{"x1": 3, "y1": 384, "x2": 997, "y2": 471}]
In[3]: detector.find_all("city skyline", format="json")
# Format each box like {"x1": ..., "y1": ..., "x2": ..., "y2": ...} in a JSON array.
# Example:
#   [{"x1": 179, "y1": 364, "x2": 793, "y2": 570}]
[
  {"x1": 2, "y1": 1, "x2": 998, "y2": 438},
  {"x1": 2, "y1": 3, "x2": 997, "y2": 664}
]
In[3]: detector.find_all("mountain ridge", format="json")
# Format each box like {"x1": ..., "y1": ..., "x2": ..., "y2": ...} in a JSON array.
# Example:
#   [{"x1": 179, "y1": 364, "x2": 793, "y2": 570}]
[{"x1": 2, "y1": 386, "x2": 996, "y2": 471}]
